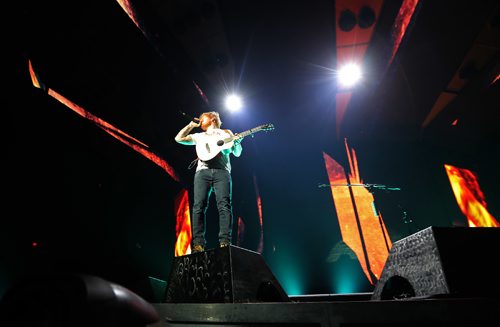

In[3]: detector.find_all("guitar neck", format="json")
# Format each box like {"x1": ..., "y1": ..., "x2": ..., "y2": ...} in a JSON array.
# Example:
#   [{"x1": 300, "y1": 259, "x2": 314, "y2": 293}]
[
  {"x1": 221, "y1": 128, "x2": 255, "y2": 143},
  {"x1": 237, "y1": 129, "x2": 256, "y2": 139}
]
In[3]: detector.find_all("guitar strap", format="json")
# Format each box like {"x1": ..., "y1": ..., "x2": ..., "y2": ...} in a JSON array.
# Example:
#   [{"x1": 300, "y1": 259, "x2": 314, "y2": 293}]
[{"x1": 188, "y1": 157, "x2": 199, "y2": 169}]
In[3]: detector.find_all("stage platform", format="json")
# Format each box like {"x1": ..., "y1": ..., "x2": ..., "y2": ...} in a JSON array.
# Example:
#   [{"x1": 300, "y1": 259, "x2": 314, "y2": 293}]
[
  {"x1": 150, "y1": 294, "x2": 499, "y2": 326},
  {"x1": 151, "y1": 228, "x2": 500, "y2": 327}
]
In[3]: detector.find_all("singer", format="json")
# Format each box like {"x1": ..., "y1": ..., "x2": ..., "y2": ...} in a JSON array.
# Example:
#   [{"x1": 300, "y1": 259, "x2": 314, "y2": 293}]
[{"x1": 174, "y1": 111, "x2": 243, "y2": 252}]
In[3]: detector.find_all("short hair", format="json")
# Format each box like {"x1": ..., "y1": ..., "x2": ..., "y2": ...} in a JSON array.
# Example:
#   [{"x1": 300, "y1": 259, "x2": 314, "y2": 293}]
[{"x1": 200, "y1": 111, "x2": 222, "y2": 128}]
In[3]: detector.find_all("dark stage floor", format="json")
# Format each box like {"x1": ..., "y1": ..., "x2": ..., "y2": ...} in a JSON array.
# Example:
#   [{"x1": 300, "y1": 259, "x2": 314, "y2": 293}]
[{"x1": 151, "y1": 295, "x2": 499, "y2": 327}]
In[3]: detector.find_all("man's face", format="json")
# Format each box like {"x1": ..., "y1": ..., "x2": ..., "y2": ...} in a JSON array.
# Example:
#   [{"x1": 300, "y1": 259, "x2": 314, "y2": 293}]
[{"x1": 200, "y1": 115, "x2": 212, "y2": 131}]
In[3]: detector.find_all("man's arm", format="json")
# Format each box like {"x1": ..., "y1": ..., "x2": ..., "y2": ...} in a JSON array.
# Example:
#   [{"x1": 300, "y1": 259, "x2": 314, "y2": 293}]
[{"x1": 175, "y1": 121, "x2": 199, "y2": 145}]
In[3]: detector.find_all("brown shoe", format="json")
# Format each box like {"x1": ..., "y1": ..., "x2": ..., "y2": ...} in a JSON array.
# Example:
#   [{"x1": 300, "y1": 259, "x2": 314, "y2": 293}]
[{"x1": 192, "y1": 244, "x2": 204, "y2": 253}]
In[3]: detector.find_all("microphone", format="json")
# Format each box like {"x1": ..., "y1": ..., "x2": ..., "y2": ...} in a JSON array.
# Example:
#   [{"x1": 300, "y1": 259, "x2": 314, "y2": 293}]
[{"x1": 179, "y1": 111, "x2": 199, "y2": 122}]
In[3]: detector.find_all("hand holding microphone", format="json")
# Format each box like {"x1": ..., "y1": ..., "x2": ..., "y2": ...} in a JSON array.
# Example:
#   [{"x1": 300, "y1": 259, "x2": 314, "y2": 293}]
[
  {"x1": 189, "y1": 118, "x2": 200, "y2": 128},
  {"x1": 179, "y1": 111, "x2": 200, "y2": 128}
]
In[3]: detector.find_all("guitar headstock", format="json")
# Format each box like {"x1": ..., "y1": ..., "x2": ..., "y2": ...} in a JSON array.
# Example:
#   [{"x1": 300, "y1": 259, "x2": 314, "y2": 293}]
[{"x1": 256, "y1": 123, "x2": 275, "y2": 132}]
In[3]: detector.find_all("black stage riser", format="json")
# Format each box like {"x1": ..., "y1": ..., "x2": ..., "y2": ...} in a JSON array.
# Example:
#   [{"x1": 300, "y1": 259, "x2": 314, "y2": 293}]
[
  {"x1": 164, "y1": 245, "x2": 289, "y2": 303},
  {"x1": 372, "y1": 226, "x2": 500, "y2": 300}
]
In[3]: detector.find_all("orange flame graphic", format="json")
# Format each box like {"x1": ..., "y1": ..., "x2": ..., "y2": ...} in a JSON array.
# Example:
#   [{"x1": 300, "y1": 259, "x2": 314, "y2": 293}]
[
  {"x1": 253, "y1": 174, "x2": 264, "y2": 253},
  {"x1": 389, "y1": 0, "x2": 420, "y2": 68},
  {"x1": 174, "y1": 189, "x2": 192, "y2": 256},
  {"x1": 444, "y1": 164, "x2": 499, "y2": 227},
  {"x1": 323, "y1": 139, "x2": 392, "y2": 285},
  {"x1": 115, "y1": 0, "x2": 142, "y2": 30},
  {"x1": 29, "y1": 60, "x2": 181, "y2": 183}
]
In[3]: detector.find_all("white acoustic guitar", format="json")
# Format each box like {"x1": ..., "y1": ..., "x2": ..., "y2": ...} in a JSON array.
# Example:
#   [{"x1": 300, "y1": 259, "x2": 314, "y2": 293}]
[{"x1": 196, "y1": 123, "x2": 275, "y2": 161}]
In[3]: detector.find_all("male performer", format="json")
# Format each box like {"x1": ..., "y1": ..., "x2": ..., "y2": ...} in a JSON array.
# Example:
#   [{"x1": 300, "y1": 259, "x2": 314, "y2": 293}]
[{"x1": 175, "y1": 111, "x2": 243, "y2": 252}]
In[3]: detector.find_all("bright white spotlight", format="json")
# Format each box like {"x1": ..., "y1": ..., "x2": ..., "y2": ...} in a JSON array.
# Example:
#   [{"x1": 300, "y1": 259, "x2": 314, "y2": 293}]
[
  {"x1": 224, "y1": 94, "x2": 242, "y2": 112},
  {"x1": 337, "y1": 63, "x2": 362, "y2": 87}
]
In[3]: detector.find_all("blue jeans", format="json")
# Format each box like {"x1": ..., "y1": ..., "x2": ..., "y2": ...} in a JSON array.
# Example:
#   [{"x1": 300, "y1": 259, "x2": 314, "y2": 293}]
[{"x1": 191, "y1": 168, "x2": 233, "y2": 247}]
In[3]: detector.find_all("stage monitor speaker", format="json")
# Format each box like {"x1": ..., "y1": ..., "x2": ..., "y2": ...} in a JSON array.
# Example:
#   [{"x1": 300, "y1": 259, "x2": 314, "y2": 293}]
[
  {"x1": 164, "y1": 245, "x2": 290, "y2": 303},
  {"x1": 372, "y1": 226, "x2": 500, "y2": 300}
]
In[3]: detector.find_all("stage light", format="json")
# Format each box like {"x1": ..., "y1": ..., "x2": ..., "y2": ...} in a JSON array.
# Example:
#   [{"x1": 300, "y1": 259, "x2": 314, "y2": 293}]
[
  {"x1": 337, "y1": 63, "x2": 362, "y2": 88},
  {"x1": 225, "y1": 94, "x2": 242, "y2": 112}
]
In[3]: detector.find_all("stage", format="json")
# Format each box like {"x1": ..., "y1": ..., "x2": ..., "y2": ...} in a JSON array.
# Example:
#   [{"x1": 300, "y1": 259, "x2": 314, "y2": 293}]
[
  {"x1": 150, "y1": 295, "x2": 499, "y2": 326},
  {"x1": 1, "y1": 227, "x2": 499, "y2": 326},
  {"x1": 149, "y1": 227, "x2": 500, "y2": 327}
]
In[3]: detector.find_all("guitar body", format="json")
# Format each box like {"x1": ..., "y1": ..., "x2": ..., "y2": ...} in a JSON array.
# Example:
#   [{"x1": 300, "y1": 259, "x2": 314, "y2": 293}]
[
  {"x1": 194, "y1": 123, "x2": 275, "y2": 161},
  {"x1": 195, "y1": 136, "x2": 234, "y2": 161}
]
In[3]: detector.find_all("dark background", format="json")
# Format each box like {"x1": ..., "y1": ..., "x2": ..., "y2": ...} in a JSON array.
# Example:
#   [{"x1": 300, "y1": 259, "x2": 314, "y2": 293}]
[{"x1": 3, "y1": 0, "x2": 499, "y2": 297}]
